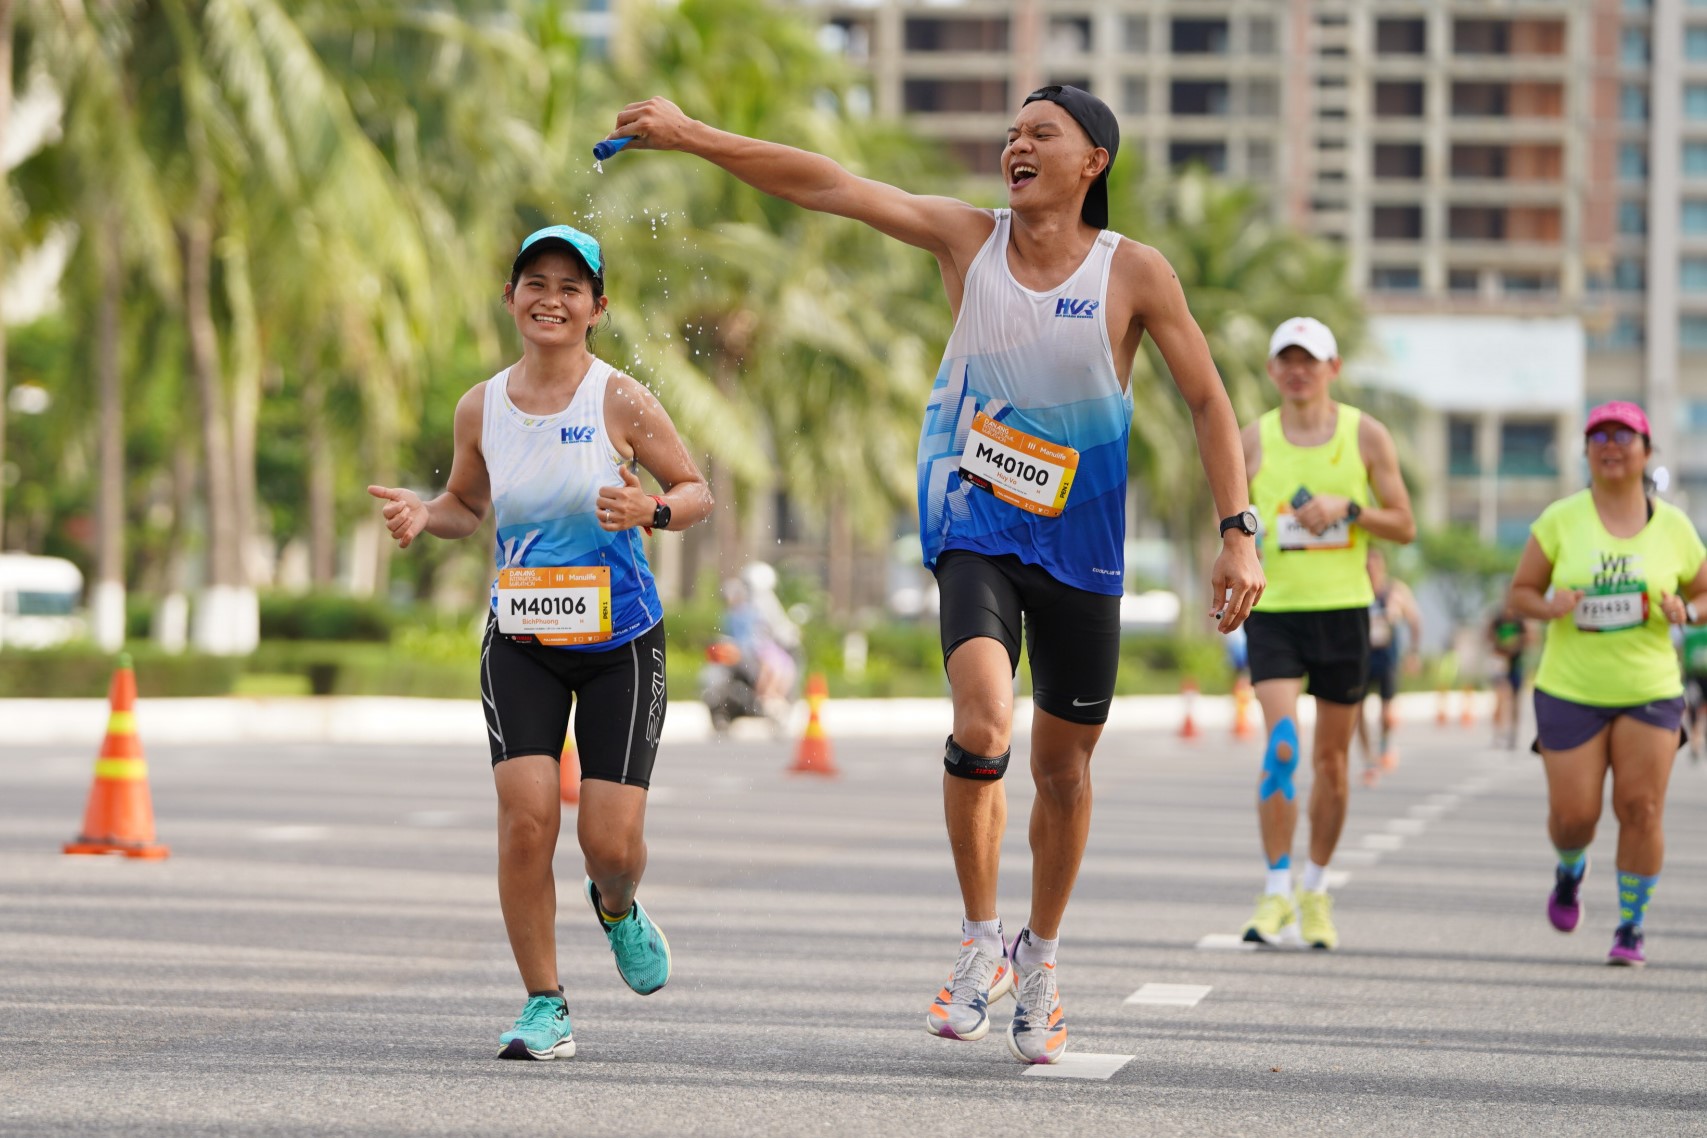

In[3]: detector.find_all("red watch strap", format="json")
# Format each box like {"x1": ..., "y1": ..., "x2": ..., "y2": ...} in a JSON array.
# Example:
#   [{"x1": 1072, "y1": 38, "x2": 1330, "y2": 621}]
[{"x1": 644, "y1": 494, "x2": 666, "y2": 536}]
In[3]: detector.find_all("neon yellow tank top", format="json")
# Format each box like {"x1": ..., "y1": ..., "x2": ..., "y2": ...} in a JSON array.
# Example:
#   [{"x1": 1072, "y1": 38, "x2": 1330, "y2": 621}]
[{"x1": 1251, "y1": 404, "x2": 1372, "y2": 612}]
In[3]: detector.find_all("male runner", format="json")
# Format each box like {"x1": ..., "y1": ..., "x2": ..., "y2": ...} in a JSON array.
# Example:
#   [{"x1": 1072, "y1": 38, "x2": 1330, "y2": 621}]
[
  {"x1": 1355, "y1": 547, "x2": 1422, "y2": 785},
  {"x1": 607, "y1": 87, "x2": 1264, "y2": 1062},
  {"x1": 1240, "y1": 317, "x2": 1415, "y2": 949}
]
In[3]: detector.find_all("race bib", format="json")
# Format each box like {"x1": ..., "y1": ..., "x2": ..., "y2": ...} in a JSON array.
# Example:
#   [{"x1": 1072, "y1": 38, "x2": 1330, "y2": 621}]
[
  {"x1": 1573, "y1": 587, "x2": 1648, "y2": 633},
  {"x1": 1275, "y1": 509, "x2": 1352, "y2": 551},
  {"x1": 958, "y1": 412, "x2": 1078, "y2": 518},
  {"x1": 496, "y1": 566, "x2": 612, "y2": 645}
]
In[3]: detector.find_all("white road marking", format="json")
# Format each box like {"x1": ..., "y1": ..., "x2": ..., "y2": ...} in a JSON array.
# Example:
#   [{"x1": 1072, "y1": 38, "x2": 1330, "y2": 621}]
[
  {"x1": 1335, "y1": 849, "x2": 1382, "y2": 867},
  {"x1": 1387, "y1": 818, "x2": 1427, "y2": 836},
  {"x1": 1324, "y1": 870, "x2": 1352, "y2": 890},
  {"x1": 1024, "y1": 1052, "x2": 1134, "y2": 1080},
  {"x1": 1362, "y1": 833, "x2": 1405, "y2": 851},
  {"x1": 1408, "y1": 803, "x2": 1447, "y2": 820},
  {"x1": 1195, "y1": 933, "x2": 1257, "y2": 952},
  {"x1": 1125, "y1": 983, "x2": 1213, "y2": 1007},
  {"x1": 1427, "y1": 793, "x2": 1462, "y2": 808},
  {"x1": 255, "y1": 825, "x2": 329, "y2": 843}
]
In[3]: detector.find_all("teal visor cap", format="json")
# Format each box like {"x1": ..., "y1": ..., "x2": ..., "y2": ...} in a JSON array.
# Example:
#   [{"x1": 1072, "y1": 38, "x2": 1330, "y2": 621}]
[{"x1": 512, "y1": 224, "x2": 603, "y2": 285}]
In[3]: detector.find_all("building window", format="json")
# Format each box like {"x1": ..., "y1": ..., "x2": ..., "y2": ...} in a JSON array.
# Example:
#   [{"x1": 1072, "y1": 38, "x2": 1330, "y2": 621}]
[
  {"x1": 1684, "y1": 199, "x2": 1707, "y2": 233},
  {"x1": 1615, "y1": 257, "x2": 1646, "y2": 290},
  {"x1": 1622, "y1": 84, "x2": 1650, "y2": 122},
  {"x1": 1503, "y1": 271, "x2": 1557, "y2": 296},
  {"x1": 1682, "y1": 314, "x2": 1707, "y2": 347},
  {"x1": 1450, "y1": 206, "x2": 1505, "y2": 240},
  {"x1": 1620, "y1": 142, "x2": 1649, "y2": 181},
  {"x1": 1500, "y1": 421, "x2": 1558, "y2": 477},
  {"x1": 1592, "y1": 314, "x2": 1645, "y2": 348},
  {"x1": 1688, "y1": 86, "x2": 1707, "y2": 120},
  {"x1": 1371, "y1": 265, "x2": 1423, "y2": 291},
  {"x1": 1624, "y1": 27, "x2": 1652, "y2": 65},
  {"x1": 1619, "y1": 200, "x2": 1648, "y2": 235},
  {"x1": 1688, "y1": 25, "x2": 1707, "y2": 60},
  {"x1": 1247, "y1": 140, "x2": 1273, "y2": 178},
  {"x1": 1686, "y1": 142, "x2": 1707, "y2": 177},
  {"x1": 1455, "y1": 19, "x2": 1511, "y2": 56},
  {"x1": 903, "y1": 18, "x2": 1009, "y2": 52},
  {"x1": 1249, "y1": 17, "x2": 1275, "y2": 55},
  {"x1": 1172, "y1": 18, "x2": 1229, "y2": 54},
  {"x1": 1246, "y1": 80, "x2": 1278, "y2": 116},
  {"x1": 1448, "y1": 417, "x2": 1479, "y2": 476},
  {"x1": 1683, "y1": 258, "x2": 1707, "y2": 292},
  {"x1": 1123, "y1": 77, "x2": 1147, "y2": 115},
  {"x1": 1048, "y1": 16, "x2": 1091, "y2": 55},
  {"x1": 1373, "y1": 205, "x2": 1424, "y2": 240},
  {"x1": 1452, "y1": 144, "x2": 1505, "y2": 179},
  {"x1": 1375, "y1": 143, "x2": 1425, "y2": 179},
  {"x1": 1448, "y1": 268, "x2": 1482, "y2": 294},
  {"x1": 1452, "y1": 82, "x2": 1508, "y2": 117},
  {"x1": 902, "y1": 79, "x2": 1010, "y2": 114},
  {"x1": 1172, "y1": 80, "x2": 1230, "y2": 116},
  {"x1": 1376, "y1": 18, "x2": 1426, "y2": 55},
  {"x1": 1124, "y1": 16, "x2": 1148, "y2": 53},
  {"x1": 1169, "y1": 140, "x2": 1227, "y2": 174},
  {"x1": 1375, "y1": 81, "x2": 1426, "y2": 118}
]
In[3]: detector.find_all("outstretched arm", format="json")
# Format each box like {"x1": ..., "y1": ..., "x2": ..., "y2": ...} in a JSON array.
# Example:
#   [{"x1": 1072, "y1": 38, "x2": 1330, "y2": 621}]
[
  {"x1": 608, "y1": 98, "x2": 991, "y2": 262},
  {"x1": 1129, "y1": 242, "x2": 1264, "y2": 632}
]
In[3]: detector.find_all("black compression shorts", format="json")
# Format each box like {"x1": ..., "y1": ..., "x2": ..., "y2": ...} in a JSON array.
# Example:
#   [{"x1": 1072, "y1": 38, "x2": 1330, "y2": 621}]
[
  {"x1": 934, "y1": 550, "x2": 1121, "y2": 725},
  {"x1": 1246, "y1": 607, "x2": 1371, "y2": 706},
  {"x1": 479, "y1": 618, "x2": 667, "y2": 787}
]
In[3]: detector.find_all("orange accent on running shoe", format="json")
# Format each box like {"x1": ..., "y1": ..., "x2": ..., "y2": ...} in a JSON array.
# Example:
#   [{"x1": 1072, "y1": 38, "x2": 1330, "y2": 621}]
[
  {"x1": 1046, "y1": 1027, "x2": 1067, "y2": 1049},
  {"x1": 1047, "y1": 1006, "x2": 1064, "y2": 1027},
  {"x1": 929, "y1": 1004, "x2": 949, "y2": 1019},
  {"x1": 960, "y1": 938, "x2": 974, "y2": 946},
  {"x1": 936, "y1": 987, "x2": 953, "y2": 1002}
]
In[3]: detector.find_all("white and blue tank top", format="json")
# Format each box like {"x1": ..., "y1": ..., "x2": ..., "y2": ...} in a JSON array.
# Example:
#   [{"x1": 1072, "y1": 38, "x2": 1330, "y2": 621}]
[
  {"x1": 483, "y1": 357, "x2": 662, "y2": 649},
  {"x1": 917, "y1": 211, "x2": 1133, "y2": 595}
]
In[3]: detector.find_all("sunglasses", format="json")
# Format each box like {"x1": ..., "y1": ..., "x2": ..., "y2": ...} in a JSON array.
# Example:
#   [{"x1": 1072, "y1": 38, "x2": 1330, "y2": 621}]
[{"x1": 1587, "y1": 427, "x2": 1639, "y2": 446}]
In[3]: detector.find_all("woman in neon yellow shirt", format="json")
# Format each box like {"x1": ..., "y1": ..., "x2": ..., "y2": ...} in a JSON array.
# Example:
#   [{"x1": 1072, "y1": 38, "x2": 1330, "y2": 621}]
[{"x1": 1508, "y1": 402, "x2": 1707, "y2": 967}]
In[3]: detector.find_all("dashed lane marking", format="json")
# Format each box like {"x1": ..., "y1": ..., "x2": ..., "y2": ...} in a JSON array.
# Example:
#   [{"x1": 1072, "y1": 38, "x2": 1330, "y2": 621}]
[
  {"x1": 1335, "y1": 849, "x2": 1382, "y2": 867},
  {"x1": 255, "y1": 825, "x2": 330, "y2": 843},
  {"x1": 1125, "y1": 983, "x2": 1213, "y2": 1007},
  {"x1": 1324, "y1": 870, "x2": 1352, "y2": 890},
  {"x1": 1386, "y1": 818, "x2": 1427, "y2": 836},
  {"x1": 1361, "y1": 833, "x2": 1404, "y2": 851},
  {"x1": 1024, "y1": 1052, "x2": 1135, "y2": 1080},
  {"x1": 1195, "y1": 933, "x2": 1257, "y2": 952}
]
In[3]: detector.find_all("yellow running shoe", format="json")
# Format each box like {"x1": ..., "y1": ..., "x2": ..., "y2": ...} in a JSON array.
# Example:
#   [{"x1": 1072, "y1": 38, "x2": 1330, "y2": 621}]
[
  {"x1": 1296, "y1": 890, "x2": 1339, "y2": 950},
  {"x1": 1240, "y1": 892, "x2": 1297, "y2": 946}
]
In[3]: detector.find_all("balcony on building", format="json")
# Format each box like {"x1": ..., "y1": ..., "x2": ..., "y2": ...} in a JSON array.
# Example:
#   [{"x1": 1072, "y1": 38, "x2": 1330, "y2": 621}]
[
  {"x1": 1375, "y1": 81, "x2": 1426, "y2": 119},
  {"x1": 1452, "y1": 18, "x2": 1566, "y2": 58},
  {"x1": 1374, "y1": 143, "x2": 1425, "y2": 181},
  {"x1": 1450, "y1": 143, "x2": 1564, "y2": 182},
  {"x1": 1172, "y1": 80, "x2": 1230, "y2": 116},
  {"x1": 903, "y1": 17, "x2": 1009, "y2": 55},
  {"x1": 901, "y1": 78, "x2": 1010, "y2": 116},
  {"x1": 1451, "y1": 81, "x2": 1564, "y2": 120},
  {"x1": 1376, "y1": 18, "x2": 1426, "y2": 56},
  {"x1": 1449, "y1": 205, "x2": 1563, "y2": 245},
  {"x1": 1172, "y1": 17, "x2": 1229, "y2": 55}
]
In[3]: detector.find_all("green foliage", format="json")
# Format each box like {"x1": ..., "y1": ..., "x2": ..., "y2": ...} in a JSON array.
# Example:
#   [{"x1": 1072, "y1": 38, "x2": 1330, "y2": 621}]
[
  {"x1": 1418, "y1": 525, "x2": 1521, "y2": 625},
  {"x1": 0, "y1": 647, "x2": 240, "y2": 697},
  {"x1": 258, "y1": 593, "x2": 397, "y2": 642}
]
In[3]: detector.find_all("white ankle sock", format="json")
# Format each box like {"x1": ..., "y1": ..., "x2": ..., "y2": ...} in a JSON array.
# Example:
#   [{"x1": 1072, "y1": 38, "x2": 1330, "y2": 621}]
[
  {"x1": 1265, "y1": 867, "x2": 1293, "y2": 896},
  {"x1": 1013, "y1": 928, "x2": 1058, "y2": 970},
  {"x1": 962, "y1": 917, "x2": 1003, "y2": 956},
  {"x1": 1301, "y1": 861, "x2": 1329, "y2": 893}
]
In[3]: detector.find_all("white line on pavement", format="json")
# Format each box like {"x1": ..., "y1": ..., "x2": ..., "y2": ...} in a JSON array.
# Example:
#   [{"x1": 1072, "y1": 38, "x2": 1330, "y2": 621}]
[
  {"x1": 1427, "y1": 793, "x2": 1462, "y2": 808},
  {"x1": 1195, "y1": 933, "x2": 1257, "y2": 952},
  {"x1": 1324, "y1": 870, "x2": 1352, "y2": 890},
  {"x1": 1024, "y1": 1053, "x2": 1134, "y2": 1080},
  {"x1": 1362, "y1": 833, "x2": 1404, "y2": 851},
  {"x1": 1386, "y1": 818, "x2": 1427, "y2": 836},
  {"x1": 1408, "y1": 803, "x2": 1447, "y2": 820},
  {"x1": 1124, "y1": 983, "x2": 1213, "y2": 1007},
  {"x1": 255, "y1": 825, "x2": 330, "y2": 843},
  {"x1": 1335, "y1": 849, "x2": 1382, "y2": 867}
]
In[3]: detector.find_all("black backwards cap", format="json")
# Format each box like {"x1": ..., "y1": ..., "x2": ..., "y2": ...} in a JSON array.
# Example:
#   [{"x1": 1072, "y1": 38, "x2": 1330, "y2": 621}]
[{"x1": 1021, "y1": 85, "x2": 1120, "y2": 229}]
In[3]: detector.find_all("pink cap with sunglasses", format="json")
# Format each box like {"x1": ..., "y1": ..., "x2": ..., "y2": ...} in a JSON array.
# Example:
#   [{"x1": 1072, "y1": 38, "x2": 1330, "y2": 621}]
[{"x1": 1584, "y1": 400, "x2": 1650, "y2": 438}]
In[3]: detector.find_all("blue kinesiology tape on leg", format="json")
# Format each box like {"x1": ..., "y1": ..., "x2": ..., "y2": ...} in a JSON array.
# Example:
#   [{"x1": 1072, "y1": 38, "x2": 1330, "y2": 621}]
[{"x1": 1259, "y1": 717, "x2": 1299, "y2": 801}]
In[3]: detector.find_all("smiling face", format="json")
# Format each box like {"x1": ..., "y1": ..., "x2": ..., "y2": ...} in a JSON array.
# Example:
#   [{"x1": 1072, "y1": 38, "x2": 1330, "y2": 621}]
[
  {"x1": 1003, "y1": 101, "x2": 1106, "y2": 218},
  {"x1": 1266, "y1": 345, "x2": 1341, "y2": 405},
  {"x1": 504, "y1": 248, "x2": 606, "y2": 350},
  {"x1": 1585, "y1": 425, "x2": 1649, "y2": 487}
]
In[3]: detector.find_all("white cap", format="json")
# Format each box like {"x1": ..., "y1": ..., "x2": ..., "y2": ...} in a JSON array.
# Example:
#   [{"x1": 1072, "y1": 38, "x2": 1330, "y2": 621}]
[{"x1": 1268, "y1": 316, "x2": 1339, "y2": 361}]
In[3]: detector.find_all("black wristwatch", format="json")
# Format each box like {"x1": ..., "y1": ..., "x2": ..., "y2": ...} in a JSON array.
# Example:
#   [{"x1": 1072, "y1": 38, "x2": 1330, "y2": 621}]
[
  {"x1": 1219, "y1": 508, "x2": 1258, "y2": 538},
  {"x1": 650, "y1": 497, "x2": 672, "y2": 531},
  {"x1": 1345, "y1": 501, "x2": 1362, "y2": 524}
]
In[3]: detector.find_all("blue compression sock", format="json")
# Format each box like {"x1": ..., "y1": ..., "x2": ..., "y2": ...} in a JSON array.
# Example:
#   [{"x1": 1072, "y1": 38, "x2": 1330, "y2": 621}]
[
  {"x1": 1617, "y1": 872, "x2": 1657, "y2": 927},
  {"x1": 1555, "y1": 847, "x2": 1587, "y2": 876}
]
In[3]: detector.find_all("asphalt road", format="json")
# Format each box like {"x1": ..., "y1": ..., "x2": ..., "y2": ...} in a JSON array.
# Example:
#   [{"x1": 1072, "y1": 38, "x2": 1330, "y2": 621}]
[{"x1": 3, "y1": 711, "x2": 1705, "y2": 1135}]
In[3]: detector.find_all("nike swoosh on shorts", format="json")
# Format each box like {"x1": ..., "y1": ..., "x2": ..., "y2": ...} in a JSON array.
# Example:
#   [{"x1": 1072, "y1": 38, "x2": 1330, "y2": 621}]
[{"x1": 1072, "y1": 697, "x2": 1109, "y2": 707}]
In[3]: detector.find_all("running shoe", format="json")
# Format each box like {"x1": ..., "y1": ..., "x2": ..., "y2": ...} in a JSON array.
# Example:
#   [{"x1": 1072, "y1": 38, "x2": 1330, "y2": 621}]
[
  {"x1": 497, "y1": 994, "x2": 575, "y2": 1060},
  {"x1": 1240, "y1": 892, "x2": 1298, "y2": 946},
  {"x1": 1379, "y1": 747, "x2": 1399, "y2": 773},
  {"x1": 1607, "y1": 923, "x2": 1646, "y2": 967},
  {"x1": 585, "y1": 878, "x2": 672, "y2": 995},
  {"x1": 1006, "y1": 948, "x2": 1067, "y2": 1065},
  {"x1": 1547, "y1": 862, "x2": 1587, "y2": 933},
  {"x1": 1296, "y1": 890, "x2": 1339, "y2": 950},
  {"x1": 925, "y1": 938, "x2": 1014, "y2": 1041}
]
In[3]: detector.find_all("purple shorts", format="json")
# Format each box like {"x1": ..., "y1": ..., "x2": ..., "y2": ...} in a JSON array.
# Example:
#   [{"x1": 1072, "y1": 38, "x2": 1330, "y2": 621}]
[{"x1": 1532, "y1": 689, "x2": 1686, "y2": 752}]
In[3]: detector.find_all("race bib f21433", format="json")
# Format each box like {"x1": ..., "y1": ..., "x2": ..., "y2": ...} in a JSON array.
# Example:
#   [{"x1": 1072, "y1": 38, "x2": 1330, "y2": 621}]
[
  {"x1": 957, "y1": 412, "x2": 1079, "y2": 518},
  {"x1": 1573, "y1": 587, "x2": 1648, "y2": 633},
  {"x1": 497, "y1": 566, "x2": 613, "y2": 645}
]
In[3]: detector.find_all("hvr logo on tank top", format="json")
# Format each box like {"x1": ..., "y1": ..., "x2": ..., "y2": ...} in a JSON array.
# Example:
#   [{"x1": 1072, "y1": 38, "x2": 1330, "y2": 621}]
[
  {"x1": 1054, "y1": 298, "x2": 1099, "y2": 319},
  {"x1": 560, "y1": 426, "x2": 597, "y2": 444}
]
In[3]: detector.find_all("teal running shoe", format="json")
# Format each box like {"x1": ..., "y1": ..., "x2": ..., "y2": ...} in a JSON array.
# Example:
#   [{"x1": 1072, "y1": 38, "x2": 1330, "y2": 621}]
[
  {"x1": 497, "y1": 994, "x2": 574, "y2": 1060},
  {"x1": 585, "y1": 878, "x2": 672, "y2": 995}
]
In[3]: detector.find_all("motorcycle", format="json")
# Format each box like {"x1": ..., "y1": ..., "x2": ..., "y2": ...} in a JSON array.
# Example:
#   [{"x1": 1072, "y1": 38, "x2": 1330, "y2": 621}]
[{"x1": 700, "y1": 638, "x2": 783, "y2": 737}]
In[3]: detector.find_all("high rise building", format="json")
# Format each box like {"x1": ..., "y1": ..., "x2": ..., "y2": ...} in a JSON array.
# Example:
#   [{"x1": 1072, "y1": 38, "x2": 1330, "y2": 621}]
[{"x1": 802, "y1": 0, "x2": 1707, "y2": 534}]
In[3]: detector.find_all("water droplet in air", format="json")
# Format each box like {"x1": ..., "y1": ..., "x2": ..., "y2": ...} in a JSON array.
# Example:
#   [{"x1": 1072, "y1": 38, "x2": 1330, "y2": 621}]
[{"x1": 593, "y1": 160, "x2": 603, "y2": 175}]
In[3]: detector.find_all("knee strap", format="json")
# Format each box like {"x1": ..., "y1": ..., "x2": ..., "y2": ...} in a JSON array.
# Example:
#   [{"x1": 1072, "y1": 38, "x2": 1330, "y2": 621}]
[
  {"x1": 1259, "y1": 717, "x2": 1299, "y2": 801},
  {"x1": 944, "y1": 735, "x2": 1010, "y2": 781}
]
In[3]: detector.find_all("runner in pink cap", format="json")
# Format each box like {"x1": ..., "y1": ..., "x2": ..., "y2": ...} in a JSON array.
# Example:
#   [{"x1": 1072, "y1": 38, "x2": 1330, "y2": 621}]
[{"x1": 1584, "y1": 401, "x2": 1650, "y2": 439}]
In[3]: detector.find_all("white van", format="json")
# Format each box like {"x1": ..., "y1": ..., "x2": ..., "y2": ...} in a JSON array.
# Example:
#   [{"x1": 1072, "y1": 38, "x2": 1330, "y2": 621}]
[{"x1": 0, "y1": 553, "x2": 86, "y2": 648}]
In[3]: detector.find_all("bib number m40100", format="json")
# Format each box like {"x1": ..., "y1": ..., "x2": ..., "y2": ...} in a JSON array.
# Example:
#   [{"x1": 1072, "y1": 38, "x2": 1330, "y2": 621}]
[{"x1": 957, "y1": 412, "x2": 1079, "y2": 518}]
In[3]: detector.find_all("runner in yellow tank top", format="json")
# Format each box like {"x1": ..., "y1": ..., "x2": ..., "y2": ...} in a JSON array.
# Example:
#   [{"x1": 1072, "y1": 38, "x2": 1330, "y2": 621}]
[{"x1": 1233, "y1": 318, "x2": 1416, "y2": 950}]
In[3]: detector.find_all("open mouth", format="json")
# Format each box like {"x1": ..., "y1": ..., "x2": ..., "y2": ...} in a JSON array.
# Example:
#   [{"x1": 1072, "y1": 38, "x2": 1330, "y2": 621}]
[
  {"x1": 533, "y1": 314, "x2": 567, "y2": 325},
  {"x1": 1010, "y1": 163, "x2": 1038, "y2": 188}
]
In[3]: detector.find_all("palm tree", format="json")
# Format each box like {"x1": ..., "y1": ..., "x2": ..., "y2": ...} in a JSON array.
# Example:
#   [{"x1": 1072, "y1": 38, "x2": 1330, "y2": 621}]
[{"x1": 1110, "y1": 164, "x2": 1364, "y2": 623}]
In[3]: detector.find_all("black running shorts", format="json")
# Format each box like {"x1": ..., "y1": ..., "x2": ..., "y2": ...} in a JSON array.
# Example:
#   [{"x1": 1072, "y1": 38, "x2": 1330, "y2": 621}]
[
  {"x1": 1246, "y1": 608, "x2": 1371, "y2": 706},
  {"x1": 934, "y1": 550, "x2": 1121, "y2": 725},
  {"x1": 480, "y1": 618, "x2": 667, "y2": 787}
]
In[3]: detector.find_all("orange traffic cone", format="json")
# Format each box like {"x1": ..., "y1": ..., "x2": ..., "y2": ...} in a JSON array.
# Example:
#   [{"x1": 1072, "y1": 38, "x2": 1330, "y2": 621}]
[
  {"x1": 64, "y1": 655, "x2": 168, "y2": 859},
  {"x1": 789, "y1": 673, "x2": 838, "y2": 776},
  {"x1": 1179, "y1": 677, "x2": 1200, "y2": 740},
  {"x1": 560, "y1": 734, "x2": 581, "y2": 806},
  {"x1": 1231, "y1": 676, "x2": 1255, "y2": 740}
]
